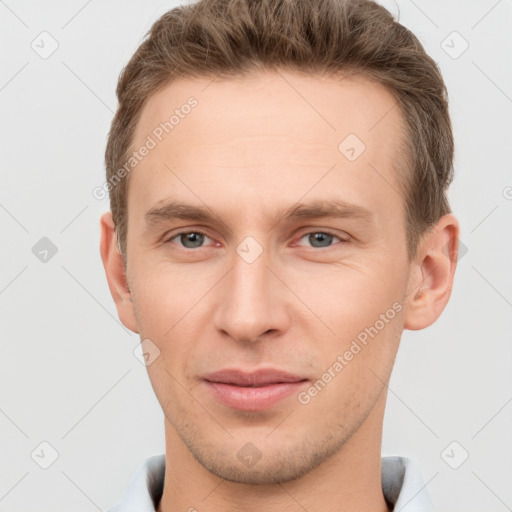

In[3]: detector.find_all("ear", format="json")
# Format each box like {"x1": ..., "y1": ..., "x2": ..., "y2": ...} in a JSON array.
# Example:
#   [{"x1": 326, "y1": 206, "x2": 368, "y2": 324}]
[
  {"x1": 99, "y1": 212, "x2": 139, "y2": 333},
  {"x1": 403, "y1": 213, "x2": 460, "y2": 331}
]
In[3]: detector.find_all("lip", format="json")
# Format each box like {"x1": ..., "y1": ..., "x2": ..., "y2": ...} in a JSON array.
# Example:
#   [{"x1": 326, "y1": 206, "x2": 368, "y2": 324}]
[{"x1": 201, "y1": 369, "x2": 309, "y2": 411}]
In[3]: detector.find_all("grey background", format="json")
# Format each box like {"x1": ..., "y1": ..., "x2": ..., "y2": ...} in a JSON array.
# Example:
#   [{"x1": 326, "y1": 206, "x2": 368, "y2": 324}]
[{"x1": 1, "y1": 0, "x2": 511, "y2": 510}]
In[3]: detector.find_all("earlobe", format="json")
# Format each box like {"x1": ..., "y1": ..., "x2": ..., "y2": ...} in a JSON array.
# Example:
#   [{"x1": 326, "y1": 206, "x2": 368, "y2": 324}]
[
  {"x1": 403, "y1": 214, "x2": 460, "y2": 331},
  {"x1": 99, "y1": 212, "x2": 139, "y2": 333}
]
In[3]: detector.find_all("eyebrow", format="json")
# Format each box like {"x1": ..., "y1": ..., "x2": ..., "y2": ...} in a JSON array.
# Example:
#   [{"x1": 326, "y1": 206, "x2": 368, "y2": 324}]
[{"x1": 144, "y1": 199, "x2": 375, "y2": 230}]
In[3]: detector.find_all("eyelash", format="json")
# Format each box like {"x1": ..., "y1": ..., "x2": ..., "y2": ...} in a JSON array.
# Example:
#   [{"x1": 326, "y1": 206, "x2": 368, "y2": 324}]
[{"x1": 164, "y1": 229, "x2": 349, "y2": 249}]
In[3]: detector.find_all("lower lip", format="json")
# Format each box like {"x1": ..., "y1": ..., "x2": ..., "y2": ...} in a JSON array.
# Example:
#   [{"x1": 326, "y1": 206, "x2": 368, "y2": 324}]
[{"x1": 203, "y1": 380, "x2": 309, "y2": 411}]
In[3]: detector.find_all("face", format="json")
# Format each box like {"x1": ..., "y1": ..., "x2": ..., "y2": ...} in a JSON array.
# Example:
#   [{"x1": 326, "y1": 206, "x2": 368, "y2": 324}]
[{"x1": 115, "y1": 70, "x2": 416, "y2": 483}]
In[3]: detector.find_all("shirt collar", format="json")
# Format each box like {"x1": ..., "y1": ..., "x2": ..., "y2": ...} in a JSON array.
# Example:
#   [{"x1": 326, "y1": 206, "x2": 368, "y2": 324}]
[{"x1": 107, "y1": 454, "x2": 435, "y2": 512}]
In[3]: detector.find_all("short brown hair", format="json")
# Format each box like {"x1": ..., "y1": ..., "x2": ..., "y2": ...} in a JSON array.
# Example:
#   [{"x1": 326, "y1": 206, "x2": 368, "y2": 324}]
[{"x1": 105, "y1": 0, "x2": 454, "y2": 262}]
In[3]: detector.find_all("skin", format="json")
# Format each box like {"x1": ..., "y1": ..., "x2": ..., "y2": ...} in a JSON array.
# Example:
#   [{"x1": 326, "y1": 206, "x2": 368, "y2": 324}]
[{"x1": 100, "y1": 69, "x2": 459, "y2": 512}]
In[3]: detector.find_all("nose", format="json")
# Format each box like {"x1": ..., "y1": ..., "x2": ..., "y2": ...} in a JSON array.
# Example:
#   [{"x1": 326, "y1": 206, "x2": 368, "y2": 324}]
[{"x1": 213, "y1": 242, "x2": 290, "y2": 343}]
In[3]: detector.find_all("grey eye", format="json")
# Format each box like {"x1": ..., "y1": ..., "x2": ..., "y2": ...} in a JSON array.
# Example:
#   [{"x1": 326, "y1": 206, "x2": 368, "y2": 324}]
[
  {"x1": 171, "y1": 231, "x2": 211, "y2": 249},
  {"x1": 300, "y1": 232, "x2": 340, "y2": 248}
]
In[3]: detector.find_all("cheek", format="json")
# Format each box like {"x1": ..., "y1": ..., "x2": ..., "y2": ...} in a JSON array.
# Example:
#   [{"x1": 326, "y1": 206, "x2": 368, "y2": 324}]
[
  {"x1": 285, "y1": 260, "x2": 404, "y2": 333},
  {"x1": 130, "y1": 262, "x2": 217, "y2": 386},
  {"x1": 131, "y1": 260, "x2": 212, "y2": 331},
  {"x1": 285, "y1": 263, "x2": 405, "y2": 396}
]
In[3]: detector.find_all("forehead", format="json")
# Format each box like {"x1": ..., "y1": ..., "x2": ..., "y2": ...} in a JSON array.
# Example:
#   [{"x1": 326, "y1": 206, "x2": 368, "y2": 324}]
[
  {"x1": 129, "y1": 69, "x2": 406, "y2": 218},
  {"x1": 134, "y1": 69, "x2": 402, "y2": 149}
]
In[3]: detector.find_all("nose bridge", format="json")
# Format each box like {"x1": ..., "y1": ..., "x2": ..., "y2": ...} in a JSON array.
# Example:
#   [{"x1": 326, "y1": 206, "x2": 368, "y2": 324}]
[{"x1": 214, "y1": 237, "x2": 285, "y2": 342}]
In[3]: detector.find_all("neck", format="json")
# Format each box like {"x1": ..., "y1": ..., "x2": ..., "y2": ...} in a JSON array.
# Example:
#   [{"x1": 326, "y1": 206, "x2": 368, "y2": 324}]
[{"x1": 158, "y1": 393, "x2": 390, "y2": 512}]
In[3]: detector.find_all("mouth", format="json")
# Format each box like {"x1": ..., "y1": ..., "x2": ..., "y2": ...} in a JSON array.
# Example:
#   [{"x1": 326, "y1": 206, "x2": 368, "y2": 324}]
[{"x1": 201, "y1": 369, "x2": 309, "y2": 411}]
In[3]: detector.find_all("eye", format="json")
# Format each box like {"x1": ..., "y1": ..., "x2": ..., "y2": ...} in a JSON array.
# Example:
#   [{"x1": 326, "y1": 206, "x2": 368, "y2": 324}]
[
  {"x1": 164, "y1": 229, "x2": 349, "y2": 251},
  {"x1": 296, "y1": 231, "x2": 348, "y2": 249},
  {"x1": 167, "y1": 230, "x2": 214, "y2": 249}
]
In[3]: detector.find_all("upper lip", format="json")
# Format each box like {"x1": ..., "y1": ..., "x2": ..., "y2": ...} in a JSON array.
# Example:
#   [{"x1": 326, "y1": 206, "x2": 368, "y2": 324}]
[{"x1": 201, "y1": 369, "x2": 309, "y2": 387}]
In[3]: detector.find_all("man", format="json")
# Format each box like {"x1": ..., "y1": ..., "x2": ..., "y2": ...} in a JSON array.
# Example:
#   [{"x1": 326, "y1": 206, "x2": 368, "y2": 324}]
[{"x1": 100, "y1": 0, "x2": 460, "y2": 510}]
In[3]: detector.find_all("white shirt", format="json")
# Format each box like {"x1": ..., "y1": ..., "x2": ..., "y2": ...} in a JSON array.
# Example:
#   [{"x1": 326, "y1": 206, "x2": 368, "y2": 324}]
[{"x1": 107, "y1": 454, "x2": 435, "y2": 511}]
